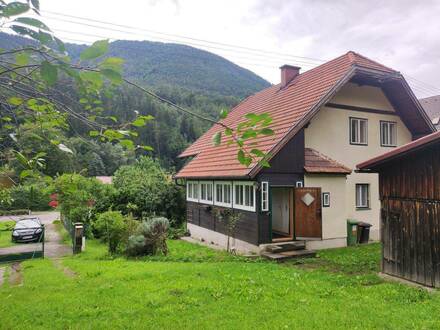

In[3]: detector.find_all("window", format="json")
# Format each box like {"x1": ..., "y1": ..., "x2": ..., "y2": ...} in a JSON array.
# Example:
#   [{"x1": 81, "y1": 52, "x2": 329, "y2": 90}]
[
  {"x1": 200, "y1": 181, "x2": 213, "y2": 204},
  {"x1": 356, "y1": 184, "x2": 370, "y2": 209},
  {"x1": 322, "y1": 192, "x2": 330, "y2": 207},
  {"x1": 350, "y1": 117, "x2": 368, "y2": 145},
  {"x1": 261, "y1": 182, "x2": 269, "y2": 212},
  {"x1": 296, "y1": 181, "x2": 304, "y2": 188},
  {"x1": 214, "y1": 182, "x2": 232, "y2": 207},
  {"x1": 234, "y1": 182, "x2": 255, "y2": 212},
  {"x1": 186, "y1": 181, "x2": 199, "y2": 202},
  {"x1": 380, "y1": 121, "x2": 397, "y2": 147}
]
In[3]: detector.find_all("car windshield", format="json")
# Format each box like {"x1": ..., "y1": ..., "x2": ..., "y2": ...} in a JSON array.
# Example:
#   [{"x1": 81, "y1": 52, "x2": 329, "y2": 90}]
[{"x1": 15, "y1": 219, "x2": 40, "y2": 229}]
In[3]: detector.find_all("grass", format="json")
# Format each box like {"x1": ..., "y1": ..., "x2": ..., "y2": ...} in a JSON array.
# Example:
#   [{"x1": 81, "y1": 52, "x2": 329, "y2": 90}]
[
  {"x1": 0, "y1": 221, "x2": 16, "y2": 248},
  {"x1": 52, "y1": 219, "x2": 72, "y2": 245},
  {"x1": 1, "y1": 240, "x2": 440, "y2": 329}
]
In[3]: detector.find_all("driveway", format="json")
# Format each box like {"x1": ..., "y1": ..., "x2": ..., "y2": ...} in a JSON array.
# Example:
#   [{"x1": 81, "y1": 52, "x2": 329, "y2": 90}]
[{"x1": 0, "y1": 211, "x2": 72, "y2": 258}]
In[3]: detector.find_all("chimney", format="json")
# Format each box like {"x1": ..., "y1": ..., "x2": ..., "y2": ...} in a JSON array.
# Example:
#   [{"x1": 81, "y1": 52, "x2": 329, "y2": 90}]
[{"x1": 280, "y1": 64, "x2": 301, "y2": 87}]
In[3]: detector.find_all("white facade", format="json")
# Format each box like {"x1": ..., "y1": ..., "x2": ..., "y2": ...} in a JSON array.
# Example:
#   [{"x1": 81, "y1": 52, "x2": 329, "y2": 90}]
[{"x1": 304, "y1": 83, "x2": 413, "y2": 246}]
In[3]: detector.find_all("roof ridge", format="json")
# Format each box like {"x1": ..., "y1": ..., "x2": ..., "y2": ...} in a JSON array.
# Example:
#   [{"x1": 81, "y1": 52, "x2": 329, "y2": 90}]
[{"x1": 347, "y1": 51, "x2": 396, "y2": 72}]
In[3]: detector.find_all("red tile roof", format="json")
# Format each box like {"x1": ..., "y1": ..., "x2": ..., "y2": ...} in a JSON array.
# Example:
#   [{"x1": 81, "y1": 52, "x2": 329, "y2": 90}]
[
  {"x1": 357, "y1": 129, "x2": 440, "y2": 170},
  {"x1": 96, "y1": 176, "x2": 112, "y2": 184},
  {"x1": 304, "y1": 148, "x2": 351, "y2": 174},
  {"x1": 175, "y1": 51, "x2": 397, "y2": 179}
]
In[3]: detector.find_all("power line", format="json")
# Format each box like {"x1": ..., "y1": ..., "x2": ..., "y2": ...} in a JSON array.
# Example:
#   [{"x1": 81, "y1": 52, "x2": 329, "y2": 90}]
[{"x1": 42, "y1": 9, "x2": 325, "y2": 64}]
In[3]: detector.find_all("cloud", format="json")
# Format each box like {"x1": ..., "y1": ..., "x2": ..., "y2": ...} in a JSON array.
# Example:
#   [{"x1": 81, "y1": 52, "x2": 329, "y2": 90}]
[{"x1": 247, "y1": 0, "x2": 440, "y2": 96}]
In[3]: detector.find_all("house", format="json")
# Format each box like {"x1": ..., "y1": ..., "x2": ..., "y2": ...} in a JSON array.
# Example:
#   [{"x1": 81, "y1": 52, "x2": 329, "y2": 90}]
[
  {"x1": 419, "y1": 95, "x2": 440, "y2": 130},
  {"x1": 357, "y1": 130, "x2": 440, "y2": 288},
  {"x1": 95, "y1": 176, "x2": 112, "y2": 184},
  {"x1": 175, "y1": 51, "x2": 434, "y2": 254}
]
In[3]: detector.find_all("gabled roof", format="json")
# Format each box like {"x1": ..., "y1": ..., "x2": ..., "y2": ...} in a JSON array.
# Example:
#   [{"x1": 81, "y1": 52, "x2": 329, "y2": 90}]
[
  {"x1": 419, "y1": 95, "x2": 440, "y2": 128},
  {"x1": 357, "y1": 129, "x2": 440, "y2": 170},
  {"x1": 304, "y1": 148, "x2": 351, "y2": 174},
  {"x1": 175, "y1": 51, "x2": 434, "y2": 179}
]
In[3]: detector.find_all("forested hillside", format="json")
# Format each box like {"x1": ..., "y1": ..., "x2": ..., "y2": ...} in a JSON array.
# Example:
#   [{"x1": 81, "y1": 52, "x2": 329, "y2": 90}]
[{"x1": 0, "y1": 32, "x2": 270, "y2": 172}]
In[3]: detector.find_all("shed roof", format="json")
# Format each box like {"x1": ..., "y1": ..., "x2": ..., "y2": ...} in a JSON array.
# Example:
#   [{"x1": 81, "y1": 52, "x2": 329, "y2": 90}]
[
  {"x1": 304, "y1": 148, "x2": 351, "y2": 174},
  {"x1": 357, "y1": 130, "x2": 440, "y2": 170},
  {"x1": 175, "y1": 51, "x2": 434, "y2": 179}
]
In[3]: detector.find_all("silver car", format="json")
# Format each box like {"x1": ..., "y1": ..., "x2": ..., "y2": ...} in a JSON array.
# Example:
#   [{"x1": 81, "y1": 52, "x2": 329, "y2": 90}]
[{"x1": 11, "y1": 217, "x2": 44, "y2": 243}]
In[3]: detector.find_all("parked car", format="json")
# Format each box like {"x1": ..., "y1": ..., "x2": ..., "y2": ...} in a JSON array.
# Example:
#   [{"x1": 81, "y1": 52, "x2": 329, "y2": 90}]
[{"x1": 11, "y1": 217, "x2": 43, "y2": 243}]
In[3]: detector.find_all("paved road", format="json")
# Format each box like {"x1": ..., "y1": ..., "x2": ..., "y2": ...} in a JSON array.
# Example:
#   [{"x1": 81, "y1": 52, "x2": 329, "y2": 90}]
[{"x1": 0, "y1": 211, "x2": 72, "y2": 258}]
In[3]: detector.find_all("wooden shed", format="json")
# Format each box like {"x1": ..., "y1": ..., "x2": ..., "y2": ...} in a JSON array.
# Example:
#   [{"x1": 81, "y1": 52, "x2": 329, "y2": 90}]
[{"x1": 358, "y1": 131, "x2": 440, "y2": 287}]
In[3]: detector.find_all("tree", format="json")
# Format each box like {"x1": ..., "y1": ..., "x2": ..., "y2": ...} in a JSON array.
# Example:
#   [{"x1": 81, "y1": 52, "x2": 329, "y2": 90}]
[{"x1": 0, "y1": 0, "x2": 274, "y2": 179}]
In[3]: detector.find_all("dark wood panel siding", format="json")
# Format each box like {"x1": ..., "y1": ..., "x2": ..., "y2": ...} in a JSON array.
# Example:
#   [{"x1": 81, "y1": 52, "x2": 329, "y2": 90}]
[
  {"x1": 377, "y1": 142, "x2": 440, "y2": 287},
  {"x1": 259, "y1": 129, "x2": 305, "y2": 175},
  {"x1": 186, "y1": 202, "x2": 259, "y2": 245}
]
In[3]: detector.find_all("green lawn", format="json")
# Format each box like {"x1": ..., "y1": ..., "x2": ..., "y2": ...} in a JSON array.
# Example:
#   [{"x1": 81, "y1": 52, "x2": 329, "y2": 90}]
[
  {"x1": 1, "y1": 240, "x2": 439, "y2": 329},
  {"x1": 0, "y1": 221, "x2": 16, "y2": 248}
]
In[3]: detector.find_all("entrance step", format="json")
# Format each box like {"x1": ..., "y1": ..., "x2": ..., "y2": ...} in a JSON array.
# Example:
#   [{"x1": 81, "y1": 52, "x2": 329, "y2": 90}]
[
  {"x1": 262, "y1": 241, "x2": 306, "y2": 253},
  {"x1": 261, "y1": 249, "x2": 316, "y2": 262}
]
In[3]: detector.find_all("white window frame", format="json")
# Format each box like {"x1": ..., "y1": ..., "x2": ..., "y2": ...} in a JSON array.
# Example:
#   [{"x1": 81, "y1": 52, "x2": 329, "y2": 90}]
[
  {"x1": 322, "y1": 192, "x2": 330, "y2": 207},
  {"x1": 296, "y1": 181, "x2": 304, "y2": 188},
  {"x1": 186, "y1": 181, "x2": 199, "y2": 202},
  {"x1": 233, "y1": 181, "x2": 256, "y2": 212},
  {"x1": 356, "y1": 184, "x2": 370, "y2": 209},
  {"x1": 350, "y1": 117, "x2": 368, "y2": 145},
  {"x1": 199, "y1": 181, "x2": 214, "y2": 205},
  {"x1": 261, "y1": 181, "x2": 269, "y2": 212},
  {"x1": 380, "y1": 121, "x2": 397, "y2": 147},
  {"x1": 214, "y1": 181, "x2": 232, "y2": 208}
]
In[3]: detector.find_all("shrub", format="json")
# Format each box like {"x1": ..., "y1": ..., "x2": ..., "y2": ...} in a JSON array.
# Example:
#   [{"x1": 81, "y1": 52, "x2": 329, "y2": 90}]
[
  {"x1": 126, "y1": 217, "x2": 169, "y2": 256},
  {"x1": 0, "y1": 188, "x2": 12, "y2": 209},
  {"x1": 112, "y1": 157, "x2": 185, "y2": 225},
  {"x1": 9, "y1": 182, "x2": 51, "y2": 211},
  {"x1": 52, "y1": 174, "x2": 115, "y2": 229},
  {"x1": 93, "y1": 211, "x2": 128, "y2": 254}
]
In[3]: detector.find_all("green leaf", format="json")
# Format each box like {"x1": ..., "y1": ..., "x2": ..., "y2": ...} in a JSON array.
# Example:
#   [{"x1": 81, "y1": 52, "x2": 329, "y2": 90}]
[
  {"x1": 250, "y1": 149, "x2": 265, "y2": 157},
  {"x1": 225, "y1": 128, "x2": 233, "y2": 136},
  {"x1": 36, "y1": 30, "x2": 54, "y2": 45},
  {"x1": 8, "y1": 96, "x2": 23, "y2": 106},
  {"x1": 10, "y1": 25, "x2": 38, "y2": 39},
  {"x1": 89, "y1": 130, "x2": 100, "y2": 137},
  {"x1": 58, "y1": 144, "x2": 73, "y2": 154},
  {"x1": 79, "y1": 98, "x2": 88, "y2": 104},
  {"x1": 119, "y1": 139, "x2": 134, "y2": 150},
  {"x1": 19, "y1": 169, "x2": 34, "y2": 179},
  {"x1": 3, "y1": 2, "x2": 29, "y2": 17},
  {"x1": 237, "y1": 149, "x2": 246, "y2": 164},
  {"x1": 1, "y1": 116, "x2": 12, "y2": 122},
  {"x1": 40, "y1": 61, "x2": 58, "y2": 86},
  {"x1": 241, "y1": 129, "x2": 257, "y2": 140},
  {"x1": 15, "y1": 52, "x2": 29, "y2": 66},
  {"x1": 14, "y1": 17, "x2": 50, "y2": 31},
  {"x1": 219, "y1": 109, "x2": 228, "y2": 119},
  {"x1": 80, "y1": 40, "x2": 109, "y2": 61},
  {"x1": 259, "y1": 128, "x2": 274, "y2": 136},
  {"x1": 212, "y1": 132, "x2": 222, "y2": 146},
  {"x1": 31, "y1": 0, "x2": 40, "y2": 10},
  {"x1": 79, "y1": 71, "x2": 103, "y2": 88},
  {"x1": 259, "y1": 159, "x2": 271, "y2": 168},
  {"x1": 99, "y1": 57, "x2": 124, "y2": 72},
  {"x1": 139, "y1": 145, "x2": 154, "y2": 151},
  {"x1": 131, "y1": 118, "x2": 146, "y2": 127},
  {"x1": 100, "y1": 68, "x2": 122, "y2": 84}
]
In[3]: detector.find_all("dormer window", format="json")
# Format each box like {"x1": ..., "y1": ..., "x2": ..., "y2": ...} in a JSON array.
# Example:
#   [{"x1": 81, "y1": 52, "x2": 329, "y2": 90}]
[{"x1": 350, "y1": 117, "x2": 368, "y2": 145}]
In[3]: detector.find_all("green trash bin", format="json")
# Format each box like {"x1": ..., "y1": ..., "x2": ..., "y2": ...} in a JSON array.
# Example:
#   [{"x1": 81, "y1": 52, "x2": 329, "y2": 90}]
[{"x1": 347, "y1": 219, "x2": 359, "y2": 246}]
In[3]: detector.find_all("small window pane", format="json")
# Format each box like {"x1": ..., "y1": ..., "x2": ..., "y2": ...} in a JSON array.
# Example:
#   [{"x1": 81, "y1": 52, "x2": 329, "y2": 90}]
[{"x1": 356, "y1": 184, "x2": 369, "y2": 208}]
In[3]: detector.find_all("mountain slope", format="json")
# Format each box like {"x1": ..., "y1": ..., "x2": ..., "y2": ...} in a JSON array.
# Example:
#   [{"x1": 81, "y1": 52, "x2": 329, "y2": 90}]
[{"x1": 0, "y1": 32, "x2": 270, "y2": 98}]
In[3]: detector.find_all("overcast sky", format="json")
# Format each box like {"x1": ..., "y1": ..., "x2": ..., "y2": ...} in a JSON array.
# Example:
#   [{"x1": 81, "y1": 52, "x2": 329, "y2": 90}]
[{"x1": 37, "y1": 0, "x2": 440, "y2": 98}]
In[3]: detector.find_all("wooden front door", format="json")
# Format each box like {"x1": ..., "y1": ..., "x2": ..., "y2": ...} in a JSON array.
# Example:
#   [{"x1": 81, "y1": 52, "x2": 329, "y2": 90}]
[{"x1": 294, "y1": 187, "x2": 322, "y2": 239}]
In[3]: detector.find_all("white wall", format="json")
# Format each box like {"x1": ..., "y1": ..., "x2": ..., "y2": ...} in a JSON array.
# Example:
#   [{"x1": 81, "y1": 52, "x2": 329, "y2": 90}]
[{"x1": 304, "y1": 83, "x2": 413, "y2": 242}]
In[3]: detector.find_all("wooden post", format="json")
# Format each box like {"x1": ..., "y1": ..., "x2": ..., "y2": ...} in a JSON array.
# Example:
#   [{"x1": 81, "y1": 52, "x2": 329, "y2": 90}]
[{"x1": 73, "y1": 223, "x2": 84, "y2": 254}]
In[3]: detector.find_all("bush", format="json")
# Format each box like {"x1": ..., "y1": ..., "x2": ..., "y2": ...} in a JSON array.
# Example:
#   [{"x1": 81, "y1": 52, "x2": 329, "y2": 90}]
[
  {"x1": 9, "y1": 182, "x2": 51, "y2": 211},
  {"x1": 52, "y1": 174, "x2": 115, "y2": 229},
  {"x1": 0, "y1": 188, "x2": 12, "y2": 209},
  {"x1": 112, "y1": 157, "x2": 185, "y2": 225},
  {"x1": 93, "y1": 211, "x2": 128, "y2": 254},
  {"x1": 126, "y1": 217, "x2": 169, "y2": 256}
]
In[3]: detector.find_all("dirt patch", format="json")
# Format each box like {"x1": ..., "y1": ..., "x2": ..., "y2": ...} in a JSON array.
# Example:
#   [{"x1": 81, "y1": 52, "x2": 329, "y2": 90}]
[
  {"x1": 0, "y1": 267, "x2": 5, "y2": 286},
  {"x1": 52, "y1": 259, "x2": 77, "y2": 278},
  {"x1": 9, "y1": 262, "x2": 23, "y2": 286}
]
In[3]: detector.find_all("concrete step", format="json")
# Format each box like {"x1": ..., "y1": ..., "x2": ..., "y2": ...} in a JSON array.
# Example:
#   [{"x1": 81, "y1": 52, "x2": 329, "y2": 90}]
[
  {"x1": 261, "y1": 249, "x2": 316, "y2": 262},
  {"x1": 264, "y1": 241, "x2": 306, "y2": 253}
]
